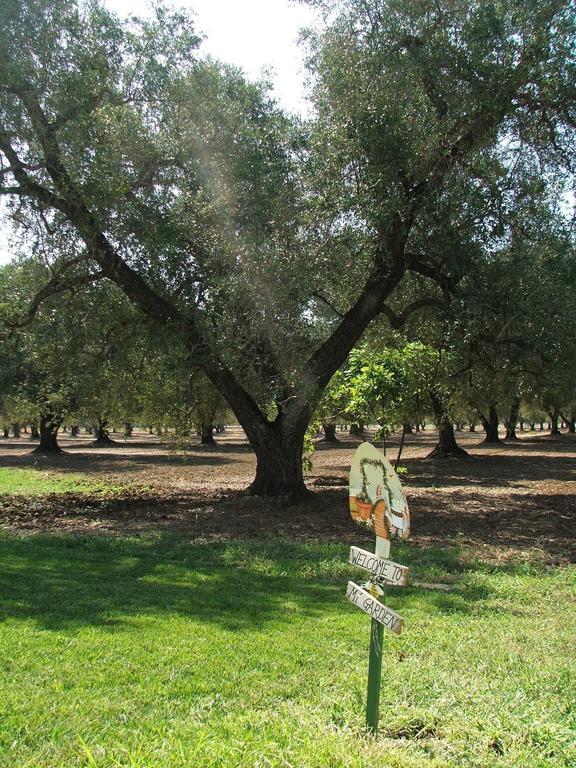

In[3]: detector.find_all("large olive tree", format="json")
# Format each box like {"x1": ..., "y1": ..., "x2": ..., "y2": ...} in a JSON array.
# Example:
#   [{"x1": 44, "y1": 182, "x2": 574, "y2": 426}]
[{"x1": 1, "y1": 0, "x2": 574, "y2": 496}]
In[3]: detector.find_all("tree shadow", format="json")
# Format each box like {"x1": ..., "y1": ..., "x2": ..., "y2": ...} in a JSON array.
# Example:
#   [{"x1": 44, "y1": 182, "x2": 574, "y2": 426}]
[
  {"x1": 0, "y1": 534, "x2": 545, "y2": 634},
  {"x1": 0, "y1": 450, "x2": 237, "y2": 474}
]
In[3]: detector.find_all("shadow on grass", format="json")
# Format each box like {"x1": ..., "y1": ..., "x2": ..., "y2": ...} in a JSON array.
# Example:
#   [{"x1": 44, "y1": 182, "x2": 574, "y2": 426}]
[
  {"x1": 0, "y1": 534, "x2": 540, "y2": 634},
  {"x1": 0, "y1": 450, "x2": 238, "y2": 474}
]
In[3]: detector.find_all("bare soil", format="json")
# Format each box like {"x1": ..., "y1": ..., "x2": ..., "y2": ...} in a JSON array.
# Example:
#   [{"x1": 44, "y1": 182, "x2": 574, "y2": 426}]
[{"x1": 0, "y1": 427, "x2": 574, "y2": 563}]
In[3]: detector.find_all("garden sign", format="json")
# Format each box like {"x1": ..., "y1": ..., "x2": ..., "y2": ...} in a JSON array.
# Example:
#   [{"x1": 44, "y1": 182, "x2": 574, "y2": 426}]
[{"x1": 346, "y1": 442, "x2": 410, "y2": 734}]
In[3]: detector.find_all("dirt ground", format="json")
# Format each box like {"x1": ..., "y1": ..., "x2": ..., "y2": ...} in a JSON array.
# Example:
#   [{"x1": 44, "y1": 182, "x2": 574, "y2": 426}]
[{"x1": 0, "y1": 426, "x2": 575, "y2": 563}]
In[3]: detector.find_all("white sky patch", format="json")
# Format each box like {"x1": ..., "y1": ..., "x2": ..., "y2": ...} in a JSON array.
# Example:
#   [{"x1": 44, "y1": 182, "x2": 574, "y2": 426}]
[
  {"x1": 0, "y1": 0, "x2": 317, "y2": 265},
  {"x1": 106, "y1": 0, "x2": 317, "y2": 115}
]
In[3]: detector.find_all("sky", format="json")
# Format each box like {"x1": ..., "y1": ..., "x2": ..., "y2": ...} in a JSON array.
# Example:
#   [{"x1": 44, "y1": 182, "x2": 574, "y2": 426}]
[{"x1": 0, "y1": 0, "x2": 318, "y2": 264}]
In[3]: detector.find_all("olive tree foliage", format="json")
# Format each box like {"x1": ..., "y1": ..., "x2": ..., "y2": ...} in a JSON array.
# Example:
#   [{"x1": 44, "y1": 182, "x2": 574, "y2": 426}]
[
  {"x1": 0, "y1": 258, "x2": 147, "y2": 450},
  {"x1": 1, "y1": 0, "x2": 575, "y2": 495},
  {"x1": 448, "y1": 174, "x2": 576, "y2": 441},
  {"x1": 135, "y1": 349, "x2": 230, "y2": 444}
]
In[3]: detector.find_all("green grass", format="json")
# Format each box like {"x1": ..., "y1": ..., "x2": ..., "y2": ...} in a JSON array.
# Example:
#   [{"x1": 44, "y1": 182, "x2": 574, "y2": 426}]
[
  {"x1": 0, "y1": 468, "x2": 122, "y2": 496},
  {"x1": 0, "y1": 533, "x2": 574, "y2": 768}
]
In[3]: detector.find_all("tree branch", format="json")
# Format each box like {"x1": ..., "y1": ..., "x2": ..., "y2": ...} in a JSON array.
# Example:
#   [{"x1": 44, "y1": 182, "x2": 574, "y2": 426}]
[
  {"x1": 2, "y1": 269, "x2": 105, "y2": 329},
  {"x1": 312, "y1": 291, "x2": 344, "y2": 318},
  {"x1": 406, "y1": 258, "x2": 454, "y2": 297},
  {"x1": 380, "y1": 297, "x2": 446, "y2": 329}
]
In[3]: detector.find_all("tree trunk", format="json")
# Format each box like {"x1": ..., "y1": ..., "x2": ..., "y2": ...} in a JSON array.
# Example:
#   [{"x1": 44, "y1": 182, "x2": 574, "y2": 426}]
[
  {"x1": 249, "y1": 432, "x2": 309, "y2": 499},
  {"x1": 2, "y1": 427, "x2": 9, "y2": 439},
  {"x1": 481, "y1": 405, "x2": 501, "y2": 443},
  {"x1": 349, "y1": 421, "x2": 365, "y2": 438},
  {"x1": 29, "y1": 423, "x2": 40, "y2": 440},
  {"x1": 395, "y1": 424, "x2": 408, "y2": 469},
  {"x1": 241, "y1": 402, "x2": 312, "y2": 500},
  {"x1": 92, "y1": 418, "x2": 115, "y2": 445},
  {"x1": 505, "y1": 397, "x2": 520, "y2": 441},
  {"x1": 33, "y1": 415, "x2": 63, "y2": 454},
  {"x1": 321, "y1": 422, "x2": 339, "y2": 443},
  {"x1": 200, "y1": 424, "x2": 216, "y2": 445},
  {"x1": 12, "y1": 422, "x2": 21, "y2": 438},
  {"x1": 71, "y1": 424, "x2": 79, "y2": 437},
  {"x1": 124, "y1": 422, "x2": 133, "y2": 437},
  {"x1": 403, "y1": 421, "x2": 414, "y2": 434},
  {"x1": 427, "y1": 394, "x2": 468, "y2": 458},
  {"x1": 566, "y1": 414, "x2": 576, "y2": 434},
  {"x1": 548, "y1": 409, "x2": 561, "y2": 435},
  {"x1": 468, "y1": 421, "x2": 477, "y2": 432}
]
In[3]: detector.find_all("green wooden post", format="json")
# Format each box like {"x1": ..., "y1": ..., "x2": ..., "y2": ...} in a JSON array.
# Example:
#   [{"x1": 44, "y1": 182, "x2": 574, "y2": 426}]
[{"x1": 366, "y1": 613, "x2": 384, "y2": 733}]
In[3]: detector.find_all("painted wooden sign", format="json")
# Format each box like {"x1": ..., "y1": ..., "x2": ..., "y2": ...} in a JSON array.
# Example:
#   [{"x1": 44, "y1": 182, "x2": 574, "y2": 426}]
[
  {"x1": 349, "y1": 442, "x2": 410, "y2": 547},
  {"x1": 346, "y1": 581, "x2": 404, "y2": 635},
  {"x1": 349, "y1": 545, "x2": 409, "y2": 586}
]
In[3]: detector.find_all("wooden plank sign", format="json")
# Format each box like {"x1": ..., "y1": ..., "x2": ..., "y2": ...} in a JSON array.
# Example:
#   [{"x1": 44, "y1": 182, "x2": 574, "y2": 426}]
[
  {"x1": 346, "y1": 581, "x2": 404, "y2": 635},
  {"x1": 349, "y1": 546, "x2": 409, "y2": 586}
]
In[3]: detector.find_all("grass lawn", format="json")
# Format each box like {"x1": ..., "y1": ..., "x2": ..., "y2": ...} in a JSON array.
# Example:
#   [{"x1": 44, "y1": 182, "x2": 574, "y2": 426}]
[
  {"x1": 0, "y1": 468, "x2": 122, "y2": 496},
  {"x1": 0, "y1": 533, "x2": 574, "y2": 768}
]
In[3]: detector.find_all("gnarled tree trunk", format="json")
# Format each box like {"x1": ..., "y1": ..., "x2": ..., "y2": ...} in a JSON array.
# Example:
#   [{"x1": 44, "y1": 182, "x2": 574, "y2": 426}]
[
  {"x1": 321, "y1": 422, "x2": 339, "y2": 443},
  {"x1": 548, "y1": 409, "x2": 561, "y2": 435},
  {"x1": 481, "y1": 405, "x2": 501, "y2": 443},
  {"x1": 92, "y1": 418, "x2": 115, "y2": 445},
  {"x1": 427, "y1": 394, "x2": 468, "y2": 458},
  {"x1": 505, "y1": 397, "x2": 520, "y2": 441},
  {"x1": 241, "y1": 402, "x2": 312, "y2": 500},
  {"x1": 33, "y1": 414, "x2": 63, "y2": 454},
  {"x1": 200, "y1": 424, "x2": 216, "y2": 445},
  {"x1": 349, "y1": 421, "x2": 365, "y2": 438}
]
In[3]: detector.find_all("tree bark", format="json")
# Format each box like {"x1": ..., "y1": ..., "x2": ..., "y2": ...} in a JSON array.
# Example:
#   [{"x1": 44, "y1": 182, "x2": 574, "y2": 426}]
[
  {"x1": 200, "y1": 424, "x2": 216, "y2": 445},
  {"x1": 505, "y1": 397, "x2": 520, "y2": 441},
  {"x1": 349, "y1": 421, "x2": 365, "y2": 438},
  {"x1": 427, "y1": 394, "x2": 468, "y2": 458},
  {"x1": 395, "y1": 423, "x2": 407, "y2": 469},
  {"x1": 246, "y1": 405, "x2": 312, "y2": 499},
  {"x1": 92, "y1": 418, "x2": 115, "y2": 445},
  {"x1": 29, "y1": 423, "x2": 40, "y2": 440},
  {"x1": 33, "y1": 414, "x2": 63, "y2": 453},
  {"x1": 321, "y1": 423, "x2": 339, "y2": 443},
  {"x1": 481, "y1": 405, "x2": 501, "y2": 443},
  {"x1": 548, "y1": 409, "x2": 561, "y2": 435}
]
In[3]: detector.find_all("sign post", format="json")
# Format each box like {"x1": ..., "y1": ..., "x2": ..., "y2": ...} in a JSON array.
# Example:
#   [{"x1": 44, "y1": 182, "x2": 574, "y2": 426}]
[
  {"x1": 366, "y1": 617, "x2": 384, "y2": 734},
  {"x1": 346, "y1": 442, "x2": 411, "y2": 735}
]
